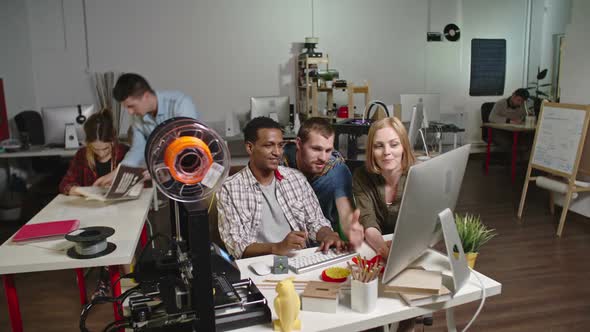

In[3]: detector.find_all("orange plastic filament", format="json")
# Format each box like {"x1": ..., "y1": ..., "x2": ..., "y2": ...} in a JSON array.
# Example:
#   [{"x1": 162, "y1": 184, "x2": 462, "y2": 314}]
[{"x1": 164, "y1": 136, "x2": 213, "y2": 185}]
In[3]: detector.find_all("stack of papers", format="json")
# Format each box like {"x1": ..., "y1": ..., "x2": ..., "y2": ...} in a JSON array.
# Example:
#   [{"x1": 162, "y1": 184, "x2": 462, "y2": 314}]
[{"x1": 382, "y1": 267, "x2": 452, "y2": 306}]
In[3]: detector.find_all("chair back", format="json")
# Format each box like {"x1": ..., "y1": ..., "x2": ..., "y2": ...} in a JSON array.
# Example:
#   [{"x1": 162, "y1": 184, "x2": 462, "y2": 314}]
[
  {"x1": 207, "y1": 194, "x2": 227, "y2": 252},
  {"x1": 15, "y1": 110, "x2": 45, "y2": 145},
  {"x1": 481, "y1": 102, "x2": 495, "y2": 142}
]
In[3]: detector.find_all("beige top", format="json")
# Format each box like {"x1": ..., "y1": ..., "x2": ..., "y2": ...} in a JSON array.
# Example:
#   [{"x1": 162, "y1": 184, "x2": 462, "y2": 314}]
[
  {"x1": 489, "y1": 98, "x2": 526, "y2": 124},
  {"x1": 352, "y1": 166, "x2": 406, "y2": 235}
]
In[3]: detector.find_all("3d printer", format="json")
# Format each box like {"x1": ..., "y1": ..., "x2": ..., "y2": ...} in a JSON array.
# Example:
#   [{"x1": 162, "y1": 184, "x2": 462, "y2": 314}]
[{"x1": 80, "y1": 117, "x2": 271, "y2": 331}]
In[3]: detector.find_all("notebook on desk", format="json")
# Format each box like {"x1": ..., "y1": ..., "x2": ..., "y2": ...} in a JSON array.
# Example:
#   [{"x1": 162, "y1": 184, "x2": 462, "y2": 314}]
[{"x1": 12, "y1": 219, "x2": 80, "y2": 242}]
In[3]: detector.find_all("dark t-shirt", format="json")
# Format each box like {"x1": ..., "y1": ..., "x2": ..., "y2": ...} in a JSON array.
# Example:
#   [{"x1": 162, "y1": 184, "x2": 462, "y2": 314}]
[{"x1": 95, "y1": 159, "x2": 112, "y2": 178}]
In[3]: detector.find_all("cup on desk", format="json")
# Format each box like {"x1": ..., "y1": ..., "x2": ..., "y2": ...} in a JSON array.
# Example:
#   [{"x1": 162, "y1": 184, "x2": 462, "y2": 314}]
[{"x1": 351, "y1": 278, "x2": 378, "y2": 313}]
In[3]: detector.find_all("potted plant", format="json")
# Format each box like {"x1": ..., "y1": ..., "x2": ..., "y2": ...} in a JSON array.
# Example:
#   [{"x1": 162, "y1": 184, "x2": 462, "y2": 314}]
[
  {"x1": 526, "y1": 67, "x2": 553, "y2": 117},
  {"x1": 454, "y1": 213, "x2": 497, "y2": 268}
]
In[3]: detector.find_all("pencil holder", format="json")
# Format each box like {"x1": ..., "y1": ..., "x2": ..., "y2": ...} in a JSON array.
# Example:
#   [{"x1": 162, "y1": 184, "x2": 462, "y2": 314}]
[{"x1": 351, "y1": 278, "x2": 378, "y2": 313}]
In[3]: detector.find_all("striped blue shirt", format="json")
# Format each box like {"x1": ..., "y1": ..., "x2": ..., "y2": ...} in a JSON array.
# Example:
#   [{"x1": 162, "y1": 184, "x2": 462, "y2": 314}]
[{"x1": 122, "y1": 91, "x2": 199, "y2": 167}]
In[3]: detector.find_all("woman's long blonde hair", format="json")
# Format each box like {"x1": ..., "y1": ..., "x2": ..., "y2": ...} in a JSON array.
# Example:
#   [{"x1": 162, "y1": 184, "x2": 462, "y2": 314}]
[
  {"x1": 365, "y1": 117, "x2": 416, "y2": 174},
  {"x1": 84, "y1": 108, "x2": 118, "y2": 171}
]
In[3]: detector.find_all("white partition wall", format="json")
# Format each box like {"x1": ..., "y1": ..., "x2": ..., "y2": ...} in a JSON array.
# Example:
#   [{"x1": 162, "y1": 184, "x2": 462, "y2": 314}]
[{"x1": 2, "y1": 0, "x2": 576, "y2": 145}]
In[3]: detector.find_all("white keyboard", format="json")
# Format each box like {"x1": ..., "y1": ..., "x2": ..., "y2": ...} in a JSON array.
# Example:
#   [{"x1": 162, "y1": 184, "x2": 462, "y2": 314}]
[{"x1": 289, "y1": 249, "x2": 357, "y2": 274}]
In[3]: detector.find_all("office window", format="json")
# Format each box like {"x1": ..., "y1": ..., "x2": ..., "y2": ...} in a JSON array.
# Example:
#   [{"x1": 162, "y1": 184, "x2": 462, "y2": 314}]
[{"x1": 469, "y1": 39, "x2": 506, "y2": 96}]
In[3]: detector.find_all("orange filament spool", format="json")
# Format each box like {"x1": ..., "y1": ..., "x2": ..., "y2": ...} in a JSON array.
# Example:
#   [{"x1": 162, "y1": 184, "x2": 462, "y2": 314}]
[{"x1": 164, "y1": 136, "x2": 213, "y2": 185}]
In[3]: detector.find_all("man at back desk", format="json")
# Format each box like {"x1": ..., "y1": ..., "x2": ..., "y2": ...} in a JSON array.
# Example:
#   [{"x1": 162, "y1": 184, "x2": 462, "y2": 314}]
[
  {"x1": 93, "y1": 73, "x2": 199, "y2": 186},
  {"x1": 488, "y1": 88, "x2": 531, "y2": 148},
  {"x1": 489, "y1": 88, "x2": 529, "y2": 125},
  {"x1": 217, "y1": 117, "x2": 345, "y2": 259}
]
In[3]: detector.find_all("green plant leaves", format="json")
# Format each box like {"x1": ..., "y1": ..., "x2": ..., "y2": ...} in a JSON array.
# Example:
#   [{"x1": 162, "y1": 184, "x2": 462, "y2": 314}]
[{"x1": 454, "y1": 213, "x2": 497, "y2": 253}]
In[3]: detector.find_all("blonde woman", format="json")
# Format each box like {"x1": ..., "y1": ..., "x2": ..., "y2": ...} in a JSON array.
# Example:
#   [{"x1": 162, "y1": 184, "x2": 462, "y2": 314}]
[
  {"x1": 58, "y1": 108, "x2": 129, "y2": 299},
  {"x1": 352, "y1": 117, "x2": 416, "y2": 259},
  {"x1": 59, "y1": 109, "x2": 128, "y2": 195}
]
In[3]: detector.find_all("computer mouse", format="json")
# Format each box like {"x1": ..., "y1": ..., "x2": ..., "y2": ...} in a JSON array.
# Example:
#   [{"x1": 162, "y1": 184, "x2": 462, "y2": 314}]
[{"x1": 249, "y1": 261, "x2": 272, "y2": 276}]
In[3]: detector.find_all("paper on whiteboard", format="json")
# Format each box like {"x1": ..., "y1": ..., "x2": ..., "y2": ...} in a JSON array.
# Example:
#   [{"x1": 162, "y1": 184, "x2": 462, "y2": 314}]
[{"x1": 532, "y1": 106, "x2": 586, "y2": 175}]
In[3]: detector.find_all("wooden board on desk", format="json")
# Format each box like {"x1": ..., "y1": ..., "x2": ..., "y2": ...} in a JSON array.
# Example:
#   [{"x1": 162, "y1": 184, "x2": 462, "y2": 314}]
[
  {"x1": 393, "y1": 284, "x2": 452, "y2": 307},
  {"x1": 382, "y1": 268, "x2": 442, "y2": 295}
]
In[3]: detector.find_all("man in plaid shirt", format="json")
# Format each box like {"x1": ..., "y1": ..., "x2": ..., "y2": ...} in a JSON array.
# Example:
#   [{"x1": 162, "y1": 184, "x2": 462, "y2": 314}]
[{"x1": 217, "y1": 117, "x2": 345, "y2": 258}]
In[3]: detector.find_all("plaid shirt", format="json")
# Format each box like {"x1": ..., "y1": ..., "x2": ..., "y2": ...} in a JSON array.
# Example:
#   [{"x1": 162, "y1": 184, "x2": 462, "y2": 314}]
[
  {"x1": 58, "y1": 143, "x2": 129, "y2": 194},
  {"x1": 217, "y1": 165, "x2": 332, "y2": 258}
]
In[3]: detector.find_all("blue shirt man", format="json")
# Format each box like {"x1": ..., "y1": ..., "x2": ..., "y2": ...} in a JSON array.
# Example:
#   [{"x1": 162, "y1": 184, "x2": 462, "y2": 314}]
[
  {"x1": 93, "y1": 73, "x2": 199, "y2": 186},
  {"x1": 123, "y1": 90, "x2": 198, "y2": 167},
  {"x1": 282, "y1": 117, "x2": 364, "y2": 248}
]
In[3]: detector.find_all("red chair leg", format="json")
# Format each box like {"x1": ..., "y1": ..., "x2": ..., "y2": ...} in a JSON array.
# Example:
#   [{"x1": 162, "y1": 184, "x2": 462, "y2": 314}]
[
  {"x1": 3, "y1": 274, "x2": 23, "y2": 332},
  {"x1": 108, "y1": 266, "x2": 123, "y2": 329},
  {"x1": 75, "y1": 268, "x2": 88, "y2": 305},
  {"x1": 485, "y1": 127, "x2": 493, "y2": 175},
  {"x1": 512, "y1": 132, "x2": 519, "y2": 183},
  {"x1": 140, "y1": 223, "x2": 148, "y2": 248}
]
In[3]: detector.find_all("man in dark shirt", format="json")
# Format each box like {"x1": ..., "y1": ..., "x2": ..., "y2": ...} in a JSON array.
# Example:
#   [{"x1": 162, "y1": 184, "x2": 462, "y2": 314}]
[{"x1": 283, "y1": 117, "x2": 364, "y2": 248}]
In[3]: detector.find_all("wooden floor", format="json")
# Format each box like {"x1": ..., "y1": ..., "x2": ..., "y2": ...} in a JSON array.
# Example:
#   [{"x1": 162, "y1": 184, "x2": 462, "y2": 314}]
[
  {"x1": 1, "y1": 157, "x2": 590, "y2": 331},
  {"x1": 427, "y1": 159, "x2": 590, "y2": 332}
]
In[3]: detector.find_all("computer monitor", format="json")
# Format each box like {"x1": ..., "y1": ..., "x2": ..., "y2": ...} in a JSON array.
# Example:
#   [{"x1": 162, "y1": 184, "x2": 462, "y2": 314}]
[
  {"x1": 250, "y1": 96, "x2": 290, "y2": 127},
  {"x1": 382, "y1": 144, "x2": 471, "y2": 284},
  {"x1": 408, "y1": 102, "x2": 424, "y2": 149},
  {"x1": 42, "y1": 104, "x2": 96, "y2": 146},
  {"x1": 400, "y1": 93, "x2": 440, "y2": 122},
  {"x1": 407, "y1": 101, "x2": 430, "y2": 157}
]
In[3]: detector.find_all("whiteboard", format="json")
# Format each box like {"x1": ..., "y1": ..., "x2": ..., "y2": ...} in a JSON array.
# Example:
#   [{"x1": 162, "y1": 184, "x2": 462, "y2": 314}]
[{"x1": 531, "y1": 105, "x2": 587, "y2": 175}]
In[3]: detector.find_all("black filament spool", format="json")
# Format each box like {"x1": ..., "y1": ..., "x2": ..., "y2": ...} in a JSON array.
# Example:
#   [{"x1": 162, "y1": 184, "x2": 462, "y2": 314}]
[{"x1": 65, "y1": 226, "x2": 116, "y2": 259}]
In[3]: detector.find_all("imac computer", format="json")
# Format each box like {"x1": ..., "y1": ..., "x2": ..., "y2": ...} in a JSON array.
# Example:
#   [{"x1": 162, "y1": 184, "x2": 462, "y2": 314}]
[
  {"x1": 382, "y1": 144, "x2": 471, "y2": 284},
  {"x1": 400, "y1": 93, "x2": 440, "y2": 122},
  {"x1": 42, "y1": 104, "x2": 96, "y2": 147},
  {"x1": 250, "y1": 96, "x2": 290, "y2": 128},
  {"x1": 408, "y1": 100, "x2": 430, "y2": 160},
  {"x1": 407, "y1": 101, "x2": 429, "y2": 154}
]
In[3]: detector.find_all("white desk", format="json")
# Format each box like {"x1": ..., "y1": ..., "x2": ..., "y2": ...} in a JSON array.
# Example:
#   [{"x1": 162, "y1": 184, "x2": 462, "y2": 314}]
[
  {"x1": 0, "y1": 146, "x2": 78, "y2": 159},
  {"x1": 234, "y1": 237, "x2": 501, "y2": 331},
  {"x1": 0, "y1": 190, "x2": 153, "y2": 332}
]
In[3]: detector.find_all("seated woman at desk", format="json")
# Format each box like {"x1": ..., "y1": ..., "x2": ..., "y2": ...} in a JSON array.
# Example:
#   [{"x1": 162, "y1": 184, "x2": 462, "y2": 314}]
[
  {"x1": 352, "y1": 117, "x2": 416, "y2": 259},
  {"x1": 58, "y1": 108, "x2": 129, "y2": 299},
  {"x1": 58, "y1": 108, "x2": 129, "y2": 196}
]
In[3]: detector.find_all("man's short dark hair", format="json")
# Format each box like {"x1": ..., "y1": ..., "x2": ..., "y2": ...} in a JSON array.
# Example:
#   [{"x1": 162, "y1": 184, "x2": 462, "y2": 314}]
[
  {"x1": 513, "y1": 88, "x2": 530, "y2": 100},
  {"x1": 298, "y1": 117, "x2": 335, "y2": 143},
  {"x1": 113, "y1": 73, "x2": 155, "y2": 102},
  {"x1": 243, "y1": 117, "x2": 283, "y2": 143}
]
